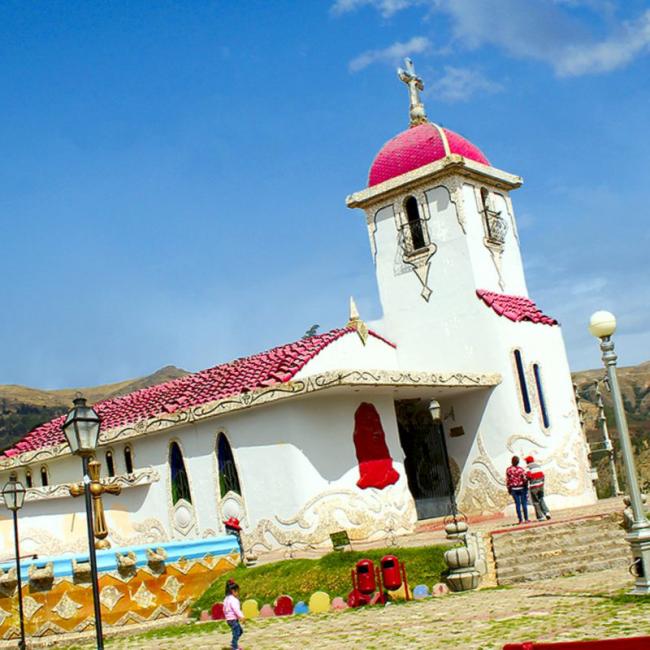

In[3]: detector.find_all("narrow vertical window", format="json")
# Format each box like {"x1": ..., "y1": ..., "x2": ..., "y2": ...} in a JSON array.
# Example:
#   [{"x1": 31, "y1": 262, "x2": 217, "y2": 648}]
[
  {"x1": 124, "y1": 445, "x2": 134, "y2": 474},
  {"x1": 480, "y1": 187, "x2": 490, "y2": 214},
  {"x1": 105, "y1": 451, "x2": 115, "y2": 477},
  {"x1": 25, "y1": 469, "x2": 32, "y2": 488},
  {"x1": 40, "y1": 466, "x2": 49, "y2": 487},
  {"x1": 217, "y1": 433, "x2": 241, "y2": 497},
  {"x1": 514, "y1": 349, "x2": 531, "y2": 414},
  {"x1": 404, "y1": 196, "x2": 426, "y2": 251},
  {"x1": 169, "y1": 442, "x2": 192, "y2": 505},
  {"x1": 533, "y1": 363, "x2": 550, "y2": 428}
]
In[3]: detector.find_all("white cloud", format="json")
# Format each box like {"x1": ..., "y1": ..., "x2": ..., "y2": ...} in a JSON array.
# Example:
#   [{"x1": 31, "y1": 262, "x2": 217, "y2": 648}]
[
  {"x1": 348, "y1": 36, "x2": 431, "y2": 72},
  {"x1": 332, "y1": 0, "x2": 417, "y2": 18},
  {"x1": 559, "y1": 10, "x2": 650, "y2": 75},
  {"x1": 435, "y1": 65, "x2": 503, "y2": 102},
  {"x1": 337, "y1": 0, "x2": 650, "y2": 77}
]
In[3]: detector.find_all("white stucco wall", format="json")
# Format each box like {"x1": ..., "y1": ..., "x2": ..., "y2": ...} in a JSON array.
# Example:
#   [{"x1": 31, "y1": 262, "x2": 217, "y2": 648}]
[
  {"x1": 0, "y1": 392, "x2": 416, "y2": 555},
  {"x1": 362, "y1": 173, "x2": 596, "y2": 516}
]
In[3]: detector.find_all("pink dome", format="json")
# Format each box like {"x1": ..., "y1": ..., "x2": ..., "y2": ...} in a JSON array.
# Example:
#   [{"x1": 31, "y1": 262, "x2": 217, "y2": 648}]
[{"x1": 368, "y1": 122, "x2": 490, "y2": 187}]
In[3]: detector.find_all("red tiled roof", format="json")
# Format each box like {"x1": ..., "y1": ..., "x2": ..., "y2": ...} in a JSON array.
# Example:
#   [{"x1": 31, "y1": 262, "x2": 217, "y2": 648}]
[
  {"x1": 4, "y1": 328, "x2": 395, "y2": 459},
  {"x1": 368, "y1": 122, "x2": 490, "y2": 187},
  {"x1": 476, "y1": 289, "x2": 558, "y2": 326}
]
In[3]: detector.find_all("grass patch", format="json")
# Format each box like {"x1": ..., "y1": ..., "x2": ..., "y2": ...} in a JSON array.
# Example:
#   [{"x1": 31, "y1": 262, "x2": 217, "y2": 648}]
[{"x1": 192, "y1": 544, "x2": 450, "y2": 616}]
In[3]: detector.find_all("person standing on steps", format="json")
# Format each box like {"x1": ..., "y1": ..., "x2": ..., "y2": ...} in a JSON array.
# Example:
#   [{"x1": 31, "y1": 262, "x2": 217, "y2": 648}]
[
  {"x1": 506, "y1": 455, "x2": 530, "y2": 524},
  {"x1": 525, "y1": 455, "x2": 551, "y2": 521}
]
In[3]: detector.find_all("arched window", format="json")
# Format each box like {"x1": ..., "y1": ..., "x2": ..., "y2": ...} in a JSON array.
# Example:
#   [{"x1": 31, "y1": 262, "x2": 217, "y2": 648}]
[
  {"x1": 124, "y1": 445, "x2": 134, "y2": 474},
  {"x1": 480, "y1": 187, "x2": 507, "y2": 245},
  {"x1": 169, "y1": 442, "x2": 192, "y2": 505},
  {"x1": 217, "y1": 433, "x2": 241, "y2": 498},
  {"x1": 40, "y1": 466, "x2": 49, "y2": 487},
  {"x1": 513, "y1": 349, "x2": 532, "y2": 415},
  {"x1": 105, "y1": 451, "x2": 115, "y2": 477},
  {"x1": 404, "y1": 196, "x2": 426, "y2": 251},
  {"x1": 533, "y1": 363, "x2": 550, "y2": 428},
  {"x1": 25, "y1": 469, "x2": 32, "y2": 488}
]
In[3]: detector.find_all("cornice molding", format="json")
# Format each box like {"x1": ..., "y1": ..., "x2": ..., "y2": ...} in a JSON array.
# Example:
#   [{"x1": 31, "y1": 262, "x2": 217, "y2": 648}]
[
  {"x1": 347, "y1": 155, "x2": 523, "y2": 210},
  {"x1": 0, "y1": 467, "x2": 160, "y2": 503},
  {"x1": 0, "y1": 369, "x2": 501, "y2": 469}
]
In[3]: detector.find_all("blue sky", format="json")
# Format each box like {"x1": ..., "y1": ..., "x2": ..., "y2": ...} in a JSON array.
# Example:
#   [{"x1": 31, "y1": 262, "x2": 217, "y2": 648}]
[{"x1": 1, "y1": 0, "x2": 648, "y2": 388}]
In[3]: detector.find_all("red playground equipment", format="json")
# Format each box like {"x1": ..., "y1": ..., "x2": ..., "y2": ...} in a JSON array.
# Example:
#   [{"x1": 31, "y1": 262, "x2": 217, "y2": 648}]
[{"x1": 347, "y1": 555, "x2": 410, "y2": 607}]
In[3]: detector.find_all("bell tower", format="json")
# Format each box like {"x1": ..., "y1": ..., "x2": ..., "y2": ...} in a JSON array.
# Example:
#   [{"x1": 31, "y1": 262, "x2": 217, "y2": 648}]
[
  {"x1": 346, "y1": 59, "x2": 596, "y2": 515},
  {"x1": 346, "y1": 58, "x2": 528, "y2": 373}
]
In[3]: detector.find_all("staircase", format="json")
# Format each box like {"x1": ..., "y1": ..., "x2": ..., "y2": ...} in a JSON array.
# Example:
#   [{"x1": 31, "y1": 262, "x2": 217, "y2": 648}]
[{"x1": 491, "y1": 512, "x2": 632, "y2": 585}]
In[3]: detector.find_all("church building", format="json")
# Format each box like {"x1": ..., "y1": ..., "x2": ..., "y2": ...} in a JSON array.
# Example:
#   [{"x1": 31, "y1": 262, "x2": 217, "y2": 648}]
[{"x1": 0, "y1": 60, "x2": 596, "y2": 558}]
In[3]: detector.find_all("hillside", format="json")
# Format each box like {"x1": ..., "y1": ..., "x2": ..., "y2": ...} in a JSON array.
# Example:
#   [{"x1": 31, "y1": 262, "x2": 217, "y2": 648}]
[
  {"x1": 0, "y1": 365, "x2": 188, "y2": 453},
  {"x1": 572, "y1": 360, "x2": 650, "y2": 496}
]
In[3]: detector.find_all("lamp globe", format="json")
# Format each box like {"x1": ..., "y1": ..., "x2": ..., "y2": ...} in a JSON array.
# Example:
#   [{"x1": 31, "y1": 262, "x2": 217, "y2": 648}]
[{"x1": 588, "y1": 310, "x2": 617, "y2": 339}]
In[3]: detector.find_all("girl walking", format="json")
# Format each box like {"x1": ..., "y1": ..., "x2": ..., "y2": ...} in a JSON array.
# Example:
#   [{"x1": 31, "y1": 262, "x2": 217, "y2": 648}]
[{"x1": 223, "y1": 579, "x2": 245, "y2": 650}]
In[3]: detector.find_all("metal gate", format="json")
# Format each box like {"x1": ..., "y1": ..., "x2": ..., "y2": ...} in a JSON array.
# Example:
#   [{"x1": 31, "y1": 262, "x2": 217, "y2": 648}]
[{"x1": 395, "y1": 399, "x2": 454, "y2": 520}]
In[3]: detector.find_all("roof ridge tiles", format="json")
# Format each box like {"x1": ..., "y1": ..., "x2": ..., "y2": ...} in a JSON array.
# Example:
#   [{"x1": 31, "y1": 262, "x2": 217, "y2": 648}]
[
  {"x1": 475, "y1": 289, "x2": 558, "y2": 326},
  {"x1": 3, "y1": 326, "x2": 395, "y2": 459}
]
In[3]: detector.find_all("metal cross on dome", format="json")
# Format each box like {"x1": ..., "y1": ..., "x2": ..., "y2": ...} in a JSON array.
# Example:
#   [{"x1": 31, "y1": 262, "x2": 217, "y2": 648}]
[{"x1": 397, "y1": 58, "x2": 428, "y2": 127}]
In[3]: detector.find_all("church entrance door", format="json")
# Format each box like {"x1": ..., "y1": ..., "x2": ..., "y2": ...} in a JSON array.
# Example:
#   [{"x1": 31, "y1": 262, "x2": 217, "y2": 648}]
[{"x1": 395, "y1": 399, "x2": 454, "y2": 520}]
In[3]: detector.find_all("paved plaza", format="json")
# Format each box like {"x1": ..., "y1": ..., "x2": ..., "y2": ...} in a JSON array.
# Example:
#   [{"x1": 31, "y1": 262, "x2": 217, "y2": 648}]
[{"x1": 53, "y1": 566, "x2": 649, "y2": 650}]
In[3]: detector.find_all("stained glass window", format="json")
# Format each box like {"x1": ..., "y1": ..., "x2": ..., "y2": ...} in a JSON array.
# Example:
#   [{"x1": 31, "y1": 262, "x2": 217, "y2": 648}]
[
  {"x1": 169, "y1": 442, "x2": 192, "y2": 504},
  {"x1": 217, "y1": 433, "x2": 241, "y2": 498}
]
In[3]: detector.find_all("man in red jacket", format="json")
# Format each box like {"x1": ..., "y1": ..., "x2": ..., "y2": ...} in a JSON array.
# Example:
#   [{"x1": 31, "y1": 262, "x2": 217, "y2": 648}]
[{"x1": 525, "y1": 455, "x2": 551, "y2": 521}]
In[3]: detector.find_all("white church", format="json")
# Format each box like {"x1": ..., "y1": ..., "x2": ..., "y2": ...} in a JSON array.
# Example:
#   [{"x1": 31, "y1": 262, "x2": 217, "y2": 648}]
[{"x1": 0, "y1": 60, "x2": 595, "y2": 557}]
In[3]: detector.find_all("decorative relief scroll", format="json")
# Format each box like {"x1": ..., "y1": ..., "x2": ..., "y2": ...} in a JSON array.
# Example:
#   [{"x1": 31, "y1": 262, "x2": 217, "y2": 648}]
[
  {"x1": 389, "y1": 189, "x2": 437, "y2": 301},
  {"x1": 473, "y1": 186, "x2": 507, "y2": 290},
  {"x1": 242, "y1": 479, "x2": 416, "y2": 555},
  {"x1": 0, "y1": 467, "x2": 160, "y2": 505},
  {"x1": 457, "y1": 406, "x2": 593, "y2": 516},
  {"x1": 437, "y1": 175, "x2": 467, "y2": 234},
  {"x1": 366, "y1": 209, "x2": 380, "y2": 265}
]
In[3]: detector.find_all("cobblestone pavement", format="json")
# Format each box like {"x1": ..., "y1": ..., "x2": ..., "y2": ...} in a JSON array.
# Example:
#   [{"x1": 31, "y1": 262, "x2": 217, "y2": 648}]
[{"x1": 75, "y1": 567, "x2": 650, "y2": 650}]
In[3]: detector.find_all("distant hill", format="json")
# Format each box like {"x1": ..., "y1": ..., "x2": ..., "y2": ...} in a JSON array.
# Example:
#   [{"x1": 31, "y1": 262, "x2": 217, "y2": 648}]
[
  {"x1": 572, "y1": 360, "x2": 650, "y2": 495},
  {"x1": 0, "y1": 365, "x2": 188, "y2": 453}
]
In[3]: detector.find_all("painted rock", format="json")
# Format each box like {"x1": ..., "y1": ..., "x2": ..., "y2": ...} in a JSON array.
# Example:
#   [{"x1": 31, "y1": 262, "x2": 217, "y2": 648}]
[
  {"x1": 412, "y1": 584, "x2": 430, "y2": 600},
  {"x1": 331, "y1": 597, "x2": 348, "y2": 611},
  {"x1": 308, "y1": 591, "x2": 330, "y2": 614},
  {"x1": 294, "y1": 601, "x2": 309, "y2": 615},
  {"x1": 210, "y1": 603, "x2": 225, "y2": 620},
  {"x1": 242, "y1": 599, "x2": 259, "y2": 619},
  {"x1": 432, "y1": 582, "x2": 450, "y2": 597},
  {"x1": 387, "y1": 584, "x2": 407, "y2": 601},
  {"x1": 259, "y1": 604, "x2": 275, "y2": 617},
  {"x1": 274, "y1": 595, "x2": 294, "y2": 616}
]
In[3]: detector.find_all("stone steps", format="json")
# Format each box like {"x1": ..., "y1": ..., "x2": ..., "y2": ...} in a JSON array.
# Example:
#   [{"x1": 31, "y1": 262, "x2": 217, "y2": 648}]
[
  {"x1": 493, "y1": 527, "x2": 627, "y2": 557},
  {"x1": 491, "y1": 512, "x2": 632, "y2": 585}
]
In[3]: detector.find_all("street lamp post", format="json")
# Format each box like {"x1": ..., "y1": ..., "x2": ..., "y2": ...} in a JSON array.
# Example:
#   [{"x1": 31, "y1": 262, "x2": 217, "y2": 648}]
[
  {"x1": 589, "y1": 311, "x2": 650, "y2": 595},
  {"x1": 62, "y1": 394, "x2": 105, "y2": 649},
  {"x1": 594, "y1": 379, "x2": 621, "y2": 497},
  {"x1": 2, "y1": 476, "x2": 26, "y2": 650}
]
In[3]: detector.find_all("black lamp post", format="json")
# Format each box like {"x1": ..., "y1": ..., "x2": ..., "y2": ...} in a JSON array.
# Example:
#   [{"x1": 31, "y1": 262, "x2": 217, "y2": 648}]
[
  {"x1": 62, "y1": 395, "x2": 105, "y2": 649},
  {"x1": 2, "y1": 475, "x2": 27, "y2": 650}
]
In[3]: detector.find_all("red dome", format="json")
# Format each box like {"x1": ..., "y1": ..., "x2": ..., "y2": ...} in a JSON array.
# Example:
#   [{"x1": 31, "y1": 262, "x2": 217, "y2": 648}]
[{"x1": 368, "y1": 122, "x2": 490, "y2": 187}]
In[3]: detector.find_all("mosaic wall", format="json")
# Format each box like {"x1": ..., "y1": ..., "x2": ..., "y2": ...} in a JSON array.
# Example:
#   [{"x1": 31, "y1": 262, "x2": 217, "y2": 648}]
[{"x1": 0, "y1": 550, "x2": 238, "y2": 639}]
